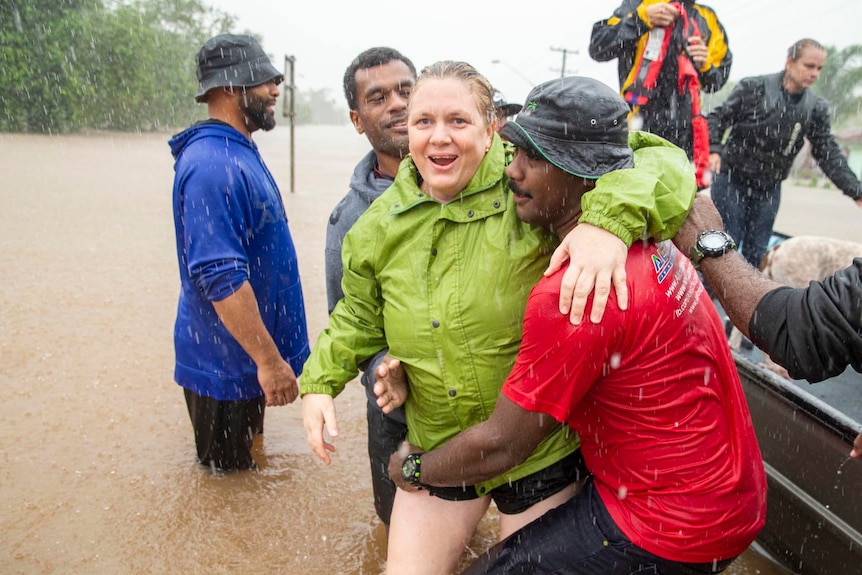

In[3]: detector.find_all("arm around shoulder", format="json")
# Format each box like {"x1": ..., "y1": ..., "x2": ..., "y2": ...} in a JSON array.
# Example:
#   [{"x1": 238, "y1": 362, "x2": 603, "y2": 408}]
[
  {"x1": 749, "y1": 259, "x2": 862, "y2": 382},
  {"x1": 579, "y1": 131, "x2": 696, "y2": 245}
]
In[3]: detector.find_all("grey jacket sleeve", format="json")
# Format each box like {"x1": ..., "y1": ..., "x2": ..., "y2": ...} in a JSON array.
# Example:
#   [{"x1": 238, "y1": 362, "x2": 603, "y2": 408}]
[{"x1": 325, "y1": 196, "x2": 353, "y2": 314}]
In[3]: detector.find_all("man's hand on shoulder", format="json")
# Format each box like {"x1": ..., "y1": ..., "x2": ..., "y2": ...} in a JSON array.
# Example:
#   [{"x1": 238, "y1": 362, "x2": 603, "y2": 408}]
[{"x1": 545, "y1": 223, "x2": 628, "y2": 325}]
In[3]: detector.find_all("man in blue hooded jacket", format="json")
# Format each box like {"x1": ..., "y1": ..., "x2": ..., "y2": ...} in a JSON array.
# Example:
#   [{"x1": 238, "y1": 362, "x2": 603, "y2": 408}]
[{"x1": 168, "y1": 34, "x2": 309, "y2": 471}]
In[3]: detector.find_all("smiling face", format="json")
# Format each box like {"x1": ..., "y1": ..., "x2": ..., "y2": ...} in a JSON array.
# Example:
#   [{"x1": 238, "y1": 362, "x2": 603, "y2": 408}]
[
  {"x1": 407, "y1": 76, "x2": 494, "y2": 203},
  {"x1": 784, "y1": 46, "x2": 826, "y2": 93},
  {"x1": 350, "y1": 60, "x2": 415, "y2": 175}
]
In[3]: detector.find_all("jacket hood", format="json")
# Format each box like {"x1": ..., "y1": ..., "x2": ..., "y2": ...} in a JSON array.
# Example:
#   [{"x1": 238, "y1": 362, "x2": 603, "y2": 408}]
[
  {"x1": 168, "y1": 121, "x2": 253, "y2": 159},
  {"x1": 348, "y1": 150, "x2": 394, "y2": 205}
]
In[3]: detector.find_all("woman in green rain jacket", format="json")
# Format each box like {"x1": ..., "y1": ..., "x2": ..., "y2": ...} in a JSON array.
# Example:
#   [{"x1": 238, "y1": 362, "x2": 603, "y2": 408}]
[{"x1": 301, "y1": 61, "x2": 694, "y2": 575}]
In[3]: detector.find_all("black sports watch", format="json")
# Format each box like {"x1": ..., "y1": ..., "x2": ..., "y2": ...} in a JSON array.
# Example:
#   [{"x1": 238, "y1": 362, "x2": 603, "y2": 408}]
[
  {"x1": 690, "y1": 230, "x2": 737, "y2": 270},
  {"x1": 401, "y1": 452, "x2": 425, "y2": 488}
]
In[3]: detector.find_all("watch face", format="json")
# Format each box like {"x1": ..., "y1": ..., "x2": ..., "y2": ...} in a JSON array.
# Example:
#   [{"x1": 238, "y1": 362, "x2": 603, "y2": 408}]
[
  {"x1": 691, "y1": 231, "x2": 735, "y2": 269},
  {"x1": 700, "y1": 231, "x2": 729, "y2": 250},
  {"x1": 401, "y1": 457, "x2": 418, "y2": 481},
  {"x1": 401, "y1": 453, "x2": 424, "y2": 486}
]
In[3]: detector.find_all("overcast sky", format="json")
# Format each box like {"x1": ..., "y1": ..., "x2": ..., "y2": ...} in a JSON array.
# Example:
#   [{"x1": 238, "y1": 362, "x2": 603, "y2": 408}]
[{"x1": 205, "y1": 0, "x2": 858, "y2": 108}]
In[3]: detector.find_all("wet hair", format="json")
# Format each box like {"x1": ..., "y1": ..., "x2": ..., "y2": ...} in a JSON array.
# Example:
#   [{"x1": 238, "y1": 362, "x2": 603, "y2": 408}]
[
  {"x1": 343, "y1": 47, "x2": 417, "y2": 111},
  {"x1": 412, "y1": 61, "x2": 496, "y2": 125},
  {"x1": 787, "y1": 38, "x2": 825, "y2": 61}
]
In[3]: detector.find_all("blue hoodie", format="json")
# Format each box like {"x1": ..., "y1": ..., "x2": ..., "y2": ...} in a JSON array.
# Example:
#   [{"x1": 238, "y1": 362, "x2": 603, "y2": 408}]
[{"x1": 169, "y1": 121, "x2": 309, "y2": 401}]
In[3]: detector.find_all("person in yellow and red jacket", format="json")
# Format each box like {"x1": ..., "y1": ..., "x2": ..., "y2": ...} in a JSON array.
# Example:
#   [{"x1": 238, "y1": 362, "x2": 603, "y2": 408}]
[{"x1": 590, "y1": 0, "x2": 732, "y2": 189}]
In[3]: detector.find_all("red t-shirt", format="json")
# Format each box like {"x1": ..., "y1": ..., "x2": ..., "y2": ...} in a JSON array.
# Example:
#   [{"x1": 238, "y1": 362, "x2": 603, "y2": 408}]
[{"x1": 503, "y1": 241, "x2": 766, "y2": 564}]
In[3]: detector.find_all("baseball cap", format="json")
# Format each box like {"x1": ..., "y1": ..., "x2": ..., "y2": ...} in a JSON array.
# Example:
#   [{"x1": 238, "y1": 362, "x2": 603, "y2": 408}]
[
  {"x1": 492, "y1": 89, "x2": 523, "y2": 117},
  {"x1": 195, "y1": 34, "x2": 283, "y2": 103},
  {"x1": 500, "y1": 77, "x2": 633, "y2": 179}
]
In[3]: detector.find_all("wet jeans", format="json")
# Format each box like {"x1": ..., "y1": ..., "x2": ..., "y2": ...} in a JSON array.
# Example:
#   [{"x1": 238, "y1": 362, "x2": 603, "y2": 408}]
[
  {"x1": 711, "y1": 171, "x2": 781, "y2": 269},
  {"x1": 462, "y1": 478, "x2": 735, "y2": 575}
]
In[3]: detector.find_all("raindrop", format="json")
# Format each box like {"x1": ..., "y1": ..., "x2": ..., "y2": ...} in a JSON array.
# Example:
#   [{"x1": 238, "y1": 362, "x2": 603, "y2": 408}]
[{"x1": 836, "y1": 456, "x2": 852, "y2": 475}]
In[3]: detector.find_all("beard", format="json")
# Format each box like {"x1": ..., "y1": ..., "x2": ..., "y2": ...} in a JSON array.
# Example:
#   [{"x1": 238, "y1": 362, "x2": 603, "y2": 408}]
[
  {"x1": 376, "y1": 133, "x2": 410, "y2": 161},
  {"x1": 241, "y1": 90, "x2": 277, "y2": 132}
]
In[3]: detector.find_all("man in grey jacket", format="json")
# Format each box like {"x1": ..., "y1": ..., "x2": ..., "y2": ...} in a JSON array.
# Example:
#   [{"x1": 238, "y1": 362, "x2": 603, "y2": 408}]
[{"x1": 324, "y1": 46, "x2": 416, "y2": 527}]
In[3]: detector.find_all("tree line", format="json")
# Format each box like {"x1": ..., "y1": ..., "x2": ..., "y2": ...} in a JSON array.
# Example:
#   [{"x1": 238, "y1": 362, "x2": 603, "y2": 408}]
[{"x1": 0, "y1": 0, "x2": 344, "y2": 134}]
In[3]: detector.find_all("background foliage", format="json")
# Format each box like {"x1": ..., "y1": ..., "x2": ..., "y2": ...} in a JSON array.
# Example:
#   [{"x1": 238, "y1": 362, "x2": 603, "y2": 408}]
[{"x1": 0, "y1": 0, "x2": 345, "y2": 133}]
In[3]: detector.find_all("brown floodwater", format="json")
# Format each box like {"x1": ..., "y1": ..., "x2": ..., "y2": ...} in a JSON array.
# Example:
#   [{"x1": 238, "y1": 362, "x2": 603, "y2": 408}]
[{"x1": 0, "y1": 125, "x2": 816, "y2": 574}]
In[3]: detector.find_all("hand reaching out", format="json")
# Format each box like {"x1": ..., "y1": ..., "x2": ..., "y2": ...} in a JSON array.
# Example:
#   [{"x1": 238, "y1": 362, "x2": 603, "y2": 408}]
[
  {"x1": 374, "y1": 355, "x2": 408, "y2": 414},
  {"x1": 301, "y1": 393, "x2": 339, "y2": 464}
]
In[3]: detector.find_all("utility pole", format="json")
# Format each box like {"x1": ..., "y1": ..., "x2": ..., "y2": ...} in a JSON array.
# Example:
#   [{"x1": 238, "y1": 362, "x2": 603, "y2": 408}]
[
  {"x1": 282, "y1": 55, "x2": 296, "y2": 194},
  {"x1": 550, "y1": 46, "x2": 579, "y2": 78}
]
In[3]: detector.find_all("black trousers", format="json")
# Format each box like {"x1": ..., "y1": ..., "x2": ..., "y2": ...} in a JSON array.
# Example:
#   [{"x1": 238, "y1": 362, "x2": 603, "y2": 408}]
[{"x1": 184, "y1": 388, "x2": 265, "y2": 471}]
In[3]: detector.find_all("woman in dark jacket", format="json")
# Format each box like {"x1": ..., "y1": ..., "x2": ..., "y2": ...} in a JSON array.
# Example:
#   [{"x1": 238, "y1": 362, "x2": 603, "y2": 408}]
[{"x1": 708, "y1": 38, "x2": 862, "y2": 268}]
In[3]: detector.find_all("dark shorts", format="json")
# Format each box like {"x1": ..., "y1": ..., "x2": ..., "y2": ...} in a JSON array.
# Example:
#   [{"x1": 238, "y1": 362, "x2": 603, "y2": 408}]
[
  {"x1": 183, "y1": 388, "x2": 265, "y2": 471},
  {"x1": 462, "y1": 478, "x2": 737, "y2": 575},
  {"x1": 427, "y1": 450, "x2": 586, "y2": 515}
]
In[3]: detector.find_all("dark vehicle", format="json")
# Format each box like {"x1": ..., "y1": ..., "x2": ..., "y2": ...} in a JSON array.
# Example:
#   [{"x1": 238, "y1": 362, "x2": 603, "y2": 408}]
[
  {"x1": 735, "y1": 354, "x2": 862, "y2": 575},
  {"x1": 722, "y1": 231, "x2": 862, "y2": 575}
]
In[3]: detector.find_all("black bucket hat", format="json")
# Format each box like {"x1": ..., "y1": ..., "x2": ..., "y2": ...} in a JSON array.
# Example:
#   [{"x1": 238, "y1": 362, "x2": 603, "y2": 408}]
[
  {"x1": 500, "y1": 76, "x2": 633, "y2": 179},
  {"x1": 195, "y1": 34, "x2": 283, "y2": 103},
  {"x1": 493, "y1": 89, "x2": 522, "y2": 117}
]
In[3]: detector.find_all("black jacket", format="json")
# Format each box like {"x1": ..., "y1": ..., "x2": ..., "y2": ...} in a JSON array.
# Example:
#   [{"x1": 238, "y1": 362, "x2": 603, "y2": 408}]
[
  {"x1": 590, "y1": 0, "x2": 732, "y2": 156},
  {"x1": 708, "y1": 72, "x2": 862, "y2": 199},
  {"x1": 750, "y1": 258, "x2": 862, "y2": 382}
]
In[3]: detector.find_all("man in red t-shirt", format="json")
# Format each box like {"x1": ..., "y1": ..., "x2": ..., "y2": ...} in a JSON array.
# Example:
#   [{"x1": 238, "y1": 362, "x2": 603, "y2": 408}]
[{"x1": 384, "y1": 77, "x2": 766, "y2": 574}]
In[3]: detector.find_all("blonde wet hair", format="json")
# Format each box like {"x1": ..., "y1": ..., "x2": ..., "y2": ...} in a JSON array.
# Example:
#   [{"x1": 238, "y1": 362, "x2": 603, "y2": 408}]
[
  {"x1": 787, "y1": 38, "x2": 825, "y2": 61},
  {"x1": 411, "y1": 60, "x2": 497, "y2": 126}
]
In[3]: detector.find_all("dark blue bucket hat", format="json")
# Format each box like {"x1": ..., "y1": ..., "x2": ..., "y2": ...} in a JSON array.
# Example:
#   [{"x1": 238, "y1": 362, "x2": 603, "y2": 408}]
[
  {"x1": 195, "y1": 34, "x2": 283, "y2": 102},
  {"x1": 500, "y1": 76, "x2": 633, "y2": 179},
  {"x1": 493, "y1": 89, "x2": 523, "y2": 117}
]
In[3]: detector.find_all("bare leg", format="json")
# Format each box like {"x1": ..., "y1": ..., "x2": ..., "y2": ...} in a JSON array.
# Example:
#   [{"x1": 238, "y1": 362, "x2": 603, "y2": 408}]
[{"x1": 386, "y1": 488, "x2": 490, "y2": 575}]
